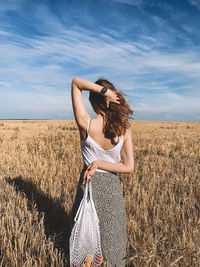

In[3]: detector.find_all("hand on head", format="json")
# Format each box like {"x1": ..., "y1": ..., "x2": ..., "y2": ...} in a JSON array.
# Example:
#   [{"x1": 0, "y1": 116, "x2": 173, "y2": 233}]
[{"x1": 104, "y1": 90, "x2": 121, "y2": 109}]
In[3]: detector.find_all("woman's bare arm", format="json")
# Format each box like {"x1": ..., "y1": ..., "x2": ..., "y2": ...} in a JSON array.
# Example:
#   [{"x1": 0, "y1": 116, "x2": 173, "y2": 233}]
[
  {"x1": 97, "y1": 128, "x2": 134, "y2": 173},
  {"x1": 71, "y1": 77, "x2": 103, "y2": 131}
]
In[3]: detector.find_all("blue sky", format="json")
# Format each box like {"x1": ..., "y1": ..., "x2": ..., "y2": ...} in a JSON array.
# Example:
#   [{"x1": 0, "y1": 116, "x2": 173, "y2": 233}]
[{"x1": 0, "y1": 0, "x2": 200, "y2": 121}]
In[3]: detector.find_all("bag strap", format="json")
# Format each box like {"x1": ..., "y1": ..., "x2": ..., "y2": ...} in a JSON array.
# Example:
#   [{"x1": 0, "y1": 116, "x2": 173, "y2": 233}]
[
  {"x1": 74, "y1": 181, "x2": 89, "y2": 222},
  {"x1": 88, "y1": 181, "x2": 99, "y2": 222},
  {"x1": 88, "y1": 180, "x2": 93, "y2": 200},
  {"x1": 74, "y1": 180, "x2": 99, "y2": 222},
  {"x1": 86, "y1": 118, "x2": 91, "y2": 135}
]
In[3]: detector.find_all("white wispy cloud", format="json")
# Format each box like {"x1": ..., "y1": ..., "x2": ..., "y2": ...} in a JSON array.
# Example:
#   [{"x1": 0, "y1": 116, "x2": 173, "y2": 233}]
[
  {"x1": 188, "y1": 0, "x2": 200, "y2": 10},
  {"x1": 0, "y1": 0, "x2": 23, "y2": 14},
  {"x1": 1, "y1": 24, "x2": 200, "y2": 119},
  {"x1": 134, "y1": 93, "x2": 200, "y2": 121},
  {"x1": 2, "y1": 25, "x2": 200, "y2": 84},
  {"x1": 112, "y1": 0, "x2": 145, "y2": 7}
]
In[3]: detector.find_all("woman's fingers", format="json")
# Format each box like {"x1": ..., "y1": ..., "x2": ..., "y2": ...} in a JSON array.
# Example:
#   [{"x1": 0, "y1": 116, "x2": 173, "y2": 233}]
[
  {"x1": 83, "y1": 169, "x2": 87, "y2": 179},
  {"x1": 82, "y1": 169, "x2": 93, "y2": 184},
  {"x1": 83, "y1": 169, "x2": 88, "y2": 184},
  {"x1": 82, "y1": 161, "x2": 98, "y2": 184},
  {"x1": 105, "y1": 92, "x2": 120, "y2": 107},
  {"x1": 106, "y1": 99, "x2": 110, "y2": 108},
  {"x1": 114, "y1": 98, "x2": 120, "y2": 104},
  {"x1": 83, "y1": 176, "x2": 92, "y2": 185}
]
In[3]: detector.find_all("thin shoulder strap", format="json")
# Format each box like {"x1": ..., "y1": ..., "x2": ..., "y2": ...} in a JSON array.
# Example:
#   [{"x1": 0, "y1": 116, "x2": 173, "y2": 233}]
[{"x1": 86, "y1": 118, "x2": 91, "y2": 135}]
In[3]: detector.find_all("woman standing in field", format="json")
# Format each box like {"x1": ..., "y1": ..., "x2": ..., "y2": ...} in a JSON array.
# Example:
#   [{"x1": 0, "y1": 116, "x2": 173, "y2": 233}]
[{"x1": 71, "y1": 77, "x2": 134, "y2": 266}]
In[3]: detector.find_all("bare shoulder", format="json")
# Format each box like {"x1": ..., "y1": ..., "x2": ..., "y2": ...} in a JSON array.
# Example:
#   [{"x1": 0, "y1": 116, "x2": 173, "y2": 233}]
[{"x1": 123, "y1": 126, "x2": 132, "y2": 141}]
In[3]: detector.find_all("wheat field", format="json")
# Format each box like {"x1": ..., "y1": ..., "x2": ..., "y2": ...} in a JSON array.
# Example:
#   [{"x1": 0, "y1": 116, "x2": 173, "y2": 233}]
[{"x1": 0, "y1": 120, "x2": 199, "y2": 267}]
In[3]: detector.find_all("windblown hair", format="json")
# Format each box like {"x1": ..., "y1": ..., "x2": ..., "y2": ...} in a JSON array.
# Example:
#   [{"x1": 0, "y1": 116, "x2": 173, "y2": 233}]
[{"x1": 89, "y1": 79, "x2": 133, "y2": 145}]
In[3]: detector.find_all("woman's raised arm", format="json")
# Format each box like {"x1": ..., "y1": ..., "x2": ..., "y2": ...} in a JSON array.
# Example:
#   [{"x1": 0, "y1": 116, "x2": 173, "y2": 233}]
[
  {"x1": 71, "y1": 77, "x2": 120, "y2": 135},
  {"x1": 71, "y1": 77, "x2": 101, "y2": 130}
]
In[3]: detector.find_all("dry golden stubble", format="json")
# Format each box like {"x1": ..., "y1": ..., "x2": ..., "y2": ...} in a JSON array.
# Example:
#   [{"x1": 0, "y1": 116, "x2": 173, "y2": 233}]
[{"x1": 0, "y1": 120, "x2": 199, "y2": 266}]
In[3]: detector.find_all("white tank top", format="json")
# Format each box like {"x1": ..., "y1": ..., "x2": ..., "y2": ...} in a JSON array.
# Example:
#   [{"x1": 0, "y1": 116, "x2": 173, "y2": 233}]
[{"x1": 81, "y1": 118, "x2": 124, "y2": 172}]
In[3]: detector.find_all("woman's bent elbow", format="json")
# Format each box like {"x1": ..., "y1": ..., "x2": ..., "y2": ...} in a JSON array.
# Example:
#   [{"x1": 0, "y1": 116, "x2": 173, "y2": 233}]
[
  {"x1": 126, "y1": 166, "x2": 134, "y2": 174},
  {"x1": 72, "y1": 77, "x2": 79, "y2": 85},
  {"x1": 129, "y1": 168, "x2": 134, "y2": 174}
]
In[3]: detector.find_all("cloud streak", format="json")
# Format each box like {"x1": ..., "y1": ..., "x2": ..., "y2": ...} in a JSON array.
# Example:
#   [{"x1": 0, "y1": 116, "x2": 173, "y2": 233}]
[
  {"x1": 188, "y1": 0, "x2": 200, "y2": 10},
  {"x1": 112, "y1": 0, "x2": 145, "y2": 7}
]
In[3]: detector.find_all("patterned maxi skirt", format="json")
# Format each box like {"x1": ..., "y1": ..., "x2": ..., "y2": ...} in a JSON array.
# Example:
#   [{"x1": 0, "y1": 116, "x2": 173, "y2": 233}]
[{"x1": 71, "y1": 169, "x2": 127, "y2": 267}]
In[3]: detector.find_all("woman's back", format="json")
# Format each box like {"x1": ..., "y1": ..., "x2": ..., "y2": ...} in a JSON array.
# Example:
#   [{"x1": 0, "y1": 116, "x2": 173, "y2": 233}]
[
  {"x1": 86, "y1": 116, "x2": 122, "y2": 150},
  {"x1": 81, "y1": 117, "x2": 123, "y2": 172}
]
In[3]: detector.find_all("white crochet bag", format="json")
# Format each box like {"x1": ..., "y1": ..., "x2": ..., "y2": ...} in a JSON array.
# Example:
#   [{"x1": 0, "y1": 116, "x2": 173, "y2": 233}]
[{"x1": 70, "y1": 180, "x2": 103, "y2": 266}]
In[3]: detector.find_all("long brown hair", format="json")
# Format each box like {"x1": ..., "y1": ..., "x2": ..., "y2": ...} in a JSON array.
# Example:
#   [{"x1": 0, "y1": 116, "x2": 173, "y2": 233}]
[{"x1": 89, "y1": 79, "x2": 133, "y2": 144}]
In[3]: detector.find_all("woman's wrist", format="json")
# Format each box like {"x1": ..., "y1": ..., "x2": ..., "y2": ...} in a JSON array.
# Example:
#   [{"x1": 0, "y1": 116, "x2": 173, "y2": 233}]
[
  {"x1": 100, "y1": 87, "x2": 108, "y2": 96},
  {"x1": 104, "y1": 88, "x2": 111, "y2": 97},
  {"x1": 94, "y1": 160, "x2": 100, "y2": 169}
]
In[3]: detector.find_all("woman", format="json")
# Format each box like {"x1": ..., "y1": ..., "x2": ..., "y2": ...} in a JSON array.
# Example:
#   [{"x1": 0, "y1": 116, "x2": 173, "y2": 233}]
[{"x1": 71, "y1": 77, "x2": 134, "y2": 266}]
